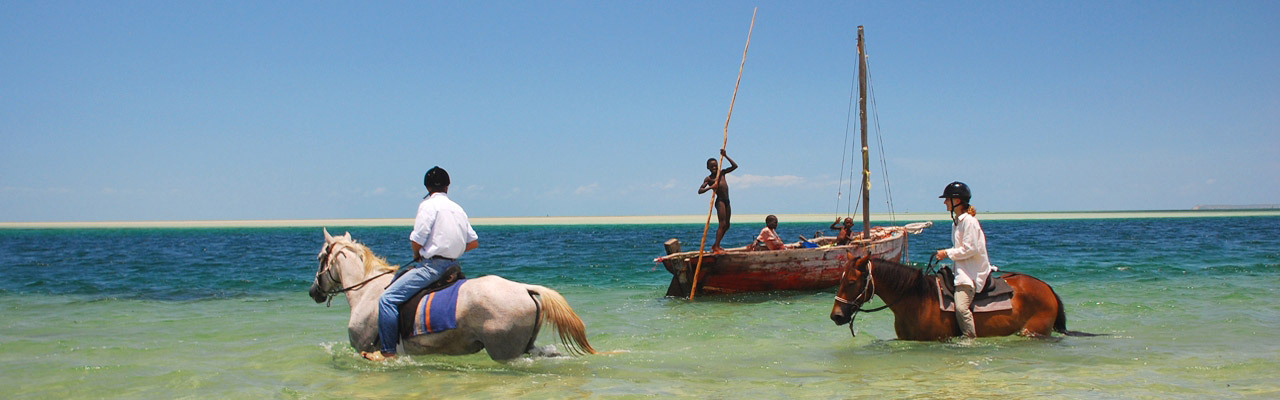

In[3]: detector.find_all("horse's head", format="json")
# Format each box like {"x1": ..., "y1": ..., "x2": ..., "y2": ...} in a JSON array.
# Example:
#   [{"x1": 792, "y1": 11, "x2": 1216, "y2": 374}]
[
  {"x1": 830, "y1": 252, "x2": 874, "y2": 326},
  {"x1": 309, "y1": 228, "x2": 356, "y2": 304}
]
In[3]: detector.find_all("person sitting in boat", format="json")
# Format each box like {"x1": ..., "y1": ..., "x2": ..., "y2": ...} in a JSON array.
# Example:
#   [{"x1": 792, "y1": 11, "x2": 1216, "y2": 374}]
[
  {"x1": 829, "y1": 217, "x2": 855, "y2": 245},
  {"x1": 933, "y1": 181, "x2": 995, "y2": 340},
  {"x1": 749, "y1": 215, "x2": 786, "y2": 251},
  {"x1": 698, "y1": 148, "x2": 738, "y2": 254}
]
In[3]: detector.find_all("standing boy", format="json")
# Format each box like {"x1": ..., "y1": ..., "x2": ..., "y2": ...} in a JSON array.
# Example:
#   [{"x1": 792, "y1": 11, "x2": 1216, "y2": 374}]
[{"x1": 698, "y1": 149, "x2": 738, "y2": 253}]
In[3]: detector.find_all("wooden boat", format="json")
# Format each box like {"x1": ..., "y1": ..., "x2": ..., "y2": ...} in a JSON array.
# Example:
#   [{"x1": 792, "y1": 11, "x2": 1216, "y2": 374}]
[
  {"x1": 657, "y1": 222, "x2": 931, "y2": 296},
  {"x1": 660, "y1": 26, "x2": 931, "y2": 297}
]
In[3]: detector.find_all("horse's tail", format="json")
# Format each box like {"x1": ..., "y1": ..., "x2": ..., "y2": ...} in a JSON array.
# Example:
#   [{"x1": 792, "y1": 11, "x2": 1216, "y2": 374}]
[
  {"x1": 525, "y1": 285, "x2": 597, "y2": 356},
  {"x1": 1048, "y1": 284, "x2": 1104, "y2": 337}
]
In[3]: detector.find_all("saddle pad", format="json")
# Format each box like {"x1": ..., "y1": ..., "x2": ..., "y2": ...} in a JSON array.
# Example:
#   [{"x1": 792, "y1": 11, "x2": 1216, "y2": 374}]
[
  {"x1": 937, "y1": 275, "x2": 1014, "y2": 313},
  {"x1": 410, "y1": 279, "x2": 467, "y2": 337}
]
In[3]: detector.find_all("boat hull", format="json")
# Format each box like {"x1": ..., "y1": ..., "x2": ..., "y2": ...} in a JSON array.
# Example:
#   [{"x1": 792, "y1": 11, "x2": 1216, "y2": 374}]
[{"x1": 659, "y1": 229, "x2": 910, "y2": 297}]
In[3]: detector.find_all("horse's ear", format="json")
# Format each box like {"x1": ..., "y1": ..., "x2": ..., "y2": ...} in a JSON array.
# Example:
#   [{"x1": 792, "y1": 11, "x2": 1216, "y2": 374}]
[
  {"x1": 323, "y1": 228, "x2": 332, "y2": 242},
  {"x1": 343, "y1": 232, "x2": 352, "y2": 240}
]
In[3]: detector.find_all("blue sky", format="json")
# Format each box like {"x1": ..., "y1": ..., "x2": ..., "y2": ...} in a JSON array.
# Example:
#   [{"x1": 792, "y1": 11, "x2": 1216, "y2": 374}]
[{"x1": 2, "y1": 1, "x2": 1277, "y2": 222}]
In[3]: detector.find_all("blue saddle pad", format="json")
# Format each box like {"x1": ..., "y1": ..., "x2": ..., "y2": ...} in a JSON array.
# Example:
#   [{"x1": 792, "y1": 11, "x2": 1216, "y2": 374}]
[{"x1": 410, "y1": 279, "x2": 467, "y2": 337}]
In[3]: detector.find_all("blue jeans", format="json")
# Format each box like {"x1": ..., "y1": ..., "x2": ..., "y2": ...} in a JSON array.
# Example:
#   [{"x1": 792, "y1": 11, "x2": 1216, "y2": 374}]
[{"x1": 377, "y1": 257, "x2": 456, "y2": 354}]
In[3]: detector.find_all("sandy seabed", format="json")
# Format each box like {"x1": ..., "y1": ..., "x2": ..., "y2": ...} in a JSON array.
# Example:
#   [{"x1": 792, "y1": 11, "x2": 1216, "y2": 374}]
[{"x1": 1, "y1": 210, "x2": 1277, "y2": 229}]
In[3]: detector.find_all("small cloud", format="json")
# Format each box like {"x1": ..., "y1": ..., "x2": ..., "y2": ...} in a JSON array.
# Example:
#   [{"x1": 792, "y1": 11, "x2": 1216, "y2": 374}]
[
  {"x1": 540, "y1": 187, "x2": 565, "y2": 198},
  {"x1": 2, "y1": 186, "x2": 72, "y2": 195},
  {"x1": 100, "y1": 187, "x2": 139, "y2": 195},
  {"x1": 501, "y1": 187, "x2": 523, "y2": 199},
  {"x1": 364, "y1": 187, "x2": 388, "y2": 197},
  {"x1": 731, "y1": 174, "x2": 806, "y2": 189},
  {"x1": 574, "y1": 183, "x2": 599, "y2": 195},
  {"x1": 1205, "y1": 179, "x2": 1215, "y2": 185}
]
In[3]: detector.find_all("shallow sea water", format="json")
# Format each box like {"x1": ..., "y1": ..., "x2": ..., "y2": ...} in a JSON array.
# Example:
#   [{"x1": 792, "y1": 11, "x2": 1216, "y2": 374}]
[{"x1": 1, "y1": 216, "x2": 1277, "y2": 398}]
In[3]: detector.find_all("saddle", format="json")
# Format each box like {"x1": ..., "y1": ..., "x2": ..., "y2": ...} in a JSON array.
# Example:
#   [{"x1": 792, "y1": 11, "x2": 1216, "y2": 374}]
[
  {"x1": 935, "y1": 266, "x2": 1015, "y2": 313},
  {"x1": 396, "y1": 264, "x2": 466, "y2": 338}
]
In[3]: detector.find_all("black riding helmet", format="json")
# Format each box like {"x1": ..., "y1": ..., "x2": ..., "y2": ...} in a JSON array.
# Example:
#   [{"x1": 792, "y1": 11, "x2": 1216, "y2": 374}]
[
  {"x1": 939, "y1": 181, "x2": 971, "y2": 203},
  {"x1": 424, "y1": 166, "x2": 450, "y2": 189}
]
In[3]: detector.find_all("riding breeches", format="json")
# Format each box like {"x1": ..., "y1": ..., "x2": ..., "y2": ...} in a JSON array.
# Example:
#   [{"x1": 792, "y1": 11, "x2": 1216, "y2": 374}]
[{"x1": 953, "y1": 284, "x2": 977, "y2": 338}]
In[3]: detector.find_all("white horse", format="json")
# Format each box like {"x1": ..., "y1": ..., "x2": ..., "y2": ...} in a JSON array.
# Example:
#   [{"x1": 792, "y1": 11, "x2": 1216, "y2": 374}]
[{"x1": 308, "y1": 229, "x2": 596, "y2": 361}]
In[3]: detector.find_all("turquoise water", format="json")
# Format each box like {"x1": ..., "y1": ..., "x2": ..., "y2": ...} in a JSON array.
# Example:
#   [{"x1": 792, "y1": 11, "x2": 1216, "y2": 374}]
[{"x1": 1, "y1": 217, "x2": 1278, "y2": 398}]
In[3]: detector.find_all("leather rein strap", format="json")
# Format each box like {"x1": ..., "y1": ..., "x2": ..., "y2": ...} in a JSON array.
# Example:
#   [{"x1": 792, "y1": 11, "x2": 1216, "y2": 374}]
[
  {"x1": 317, "y1": 241, "x2": 392, "y2": 307},
  {"x1": 834, "y1": 260, "x2": 893, "y2": 338},
  {"x1": 834, "y1": 260, "x2": 893, "y2": 313}
]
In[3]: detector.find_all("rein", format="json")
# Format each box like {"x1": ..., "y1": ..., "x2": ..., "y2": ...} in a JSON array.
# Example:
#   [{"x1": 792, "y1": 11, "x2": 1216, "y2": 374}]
[
  {"x1": 835, "y1": 260, "x2": 895, "y2": 312},
  {"x1": 835, "y1": 259, "x2": 897, "y2": 337},
  {"x1": 316, "y1": 241, "x2": 394, "y2": 307},
  {"x1": 925, "y1": 253, "x2": 941, "y2": 275},
  {"x1": 321, "y1": 270, "x2": 393, "y2": 307}
]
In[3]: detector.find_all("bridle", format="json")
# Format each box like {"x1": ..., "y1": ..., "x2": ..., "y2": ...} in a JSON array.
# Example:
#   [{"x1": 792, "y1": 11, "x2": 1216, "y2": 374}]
[
  {"x1": 834, "y1": 259, "x2": 893, "y2": 337},
  {"x1": 834, "y1": 259, "x2": 874, "y2": 307},
  {"x1": 314, "y1": 240, "x2": 393, "y2": 307}
]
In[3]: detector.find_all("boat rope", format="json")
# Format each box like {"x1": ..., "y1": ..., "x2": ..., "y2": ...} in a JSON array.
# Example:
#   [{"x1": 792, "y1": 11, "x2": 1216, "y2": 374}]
[
  {"x1": 865, "y1": 53, "x2": 896, "y2": 226},
  {"x1": 834, "y1": 28, "x2": 897, "y2": 226},
  {"x1": 691, "y1": 8, "x2": 755, "y2": 301},
  {"x1": 836, "y1": 26, "x2": 865, "y2": 224},
  {"x1": 836, "y1": 35, "x2": 858, "y2": 218}
]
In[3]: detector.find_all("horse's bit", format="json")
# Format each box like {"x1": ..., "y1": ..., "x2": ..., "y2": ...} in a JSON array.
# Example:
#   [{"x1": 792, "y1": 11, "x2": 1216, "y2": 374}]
[{"x1": 834, "y1": 260, "x2": 893, "y2": 337}]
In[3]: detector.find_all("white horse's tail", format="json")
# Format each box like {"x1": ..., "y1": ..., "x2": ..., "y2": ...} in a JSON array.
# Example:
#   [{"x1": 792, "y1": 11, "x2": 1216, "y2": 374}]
[{"x1": 525, "y1": 285, "x2": 596, "y2": 356}]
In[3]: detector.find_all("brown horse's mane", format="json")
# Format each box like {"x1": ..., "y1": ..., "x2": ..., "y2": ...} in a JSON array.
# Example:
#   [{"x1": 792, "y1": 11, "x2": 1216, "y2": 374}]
[{"x1": 869, "y1": 258, "x2": 934, "y2": 297}]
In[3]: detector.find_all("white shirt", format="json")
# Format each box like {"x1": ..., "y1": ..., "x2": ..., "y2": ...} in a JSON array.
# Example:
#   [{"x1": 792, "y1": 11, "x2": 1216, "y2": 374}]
[
  {"x1": 944, "y1": 213, "x2": 995, "y2": 289},
  {"x1": 409, "y1": 192, "x2": 478, "y2": 260}
]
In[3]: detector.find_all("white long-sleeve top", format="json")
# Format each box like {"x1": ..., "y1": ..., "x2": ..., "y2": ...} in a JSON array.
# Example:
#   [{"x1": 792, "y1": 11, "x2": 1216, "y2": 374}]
[
  {"x1": 944, "y1": 212, "x2": 995, "y2": 289},
  {"x1": 409, "y1": 192, "x2": 479, "y2": 260}
]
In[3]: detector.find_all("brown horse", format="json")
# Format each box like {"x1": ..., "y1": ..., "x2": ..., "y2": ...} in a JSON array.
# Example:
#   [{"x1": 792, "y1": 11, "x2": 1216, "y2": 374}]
[{"x1": 829, "y1": 254, "x2": 1096, "y2": 340}]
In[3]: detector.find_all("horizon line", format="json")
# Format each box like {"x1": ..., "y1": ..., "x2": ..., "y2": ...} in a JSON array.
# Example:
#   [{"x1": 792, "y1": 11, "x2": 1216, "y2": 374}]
[{"x1": 2, "y1": 209, "x2": 1278, "y2": 229}]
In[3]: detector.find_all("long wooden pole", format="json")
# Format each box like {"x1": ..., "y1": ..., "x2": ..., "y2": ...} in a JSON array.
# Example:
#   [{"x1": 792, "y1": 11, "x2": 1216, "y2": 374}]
[
  {"x1": 858, "y1": 26, "x2": 871, "y2": 240},
  {"x1": 691, "y1": 8, "x2": 756, "y2": 300}
]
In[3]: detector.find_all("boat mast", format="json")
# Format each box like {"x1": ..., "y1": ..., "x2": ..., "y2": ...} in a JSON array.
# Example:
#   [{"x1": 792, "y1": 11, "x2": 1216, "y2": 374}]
[{"x1": 857, "y1": 26, "x2": 870, "y2": 239}]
